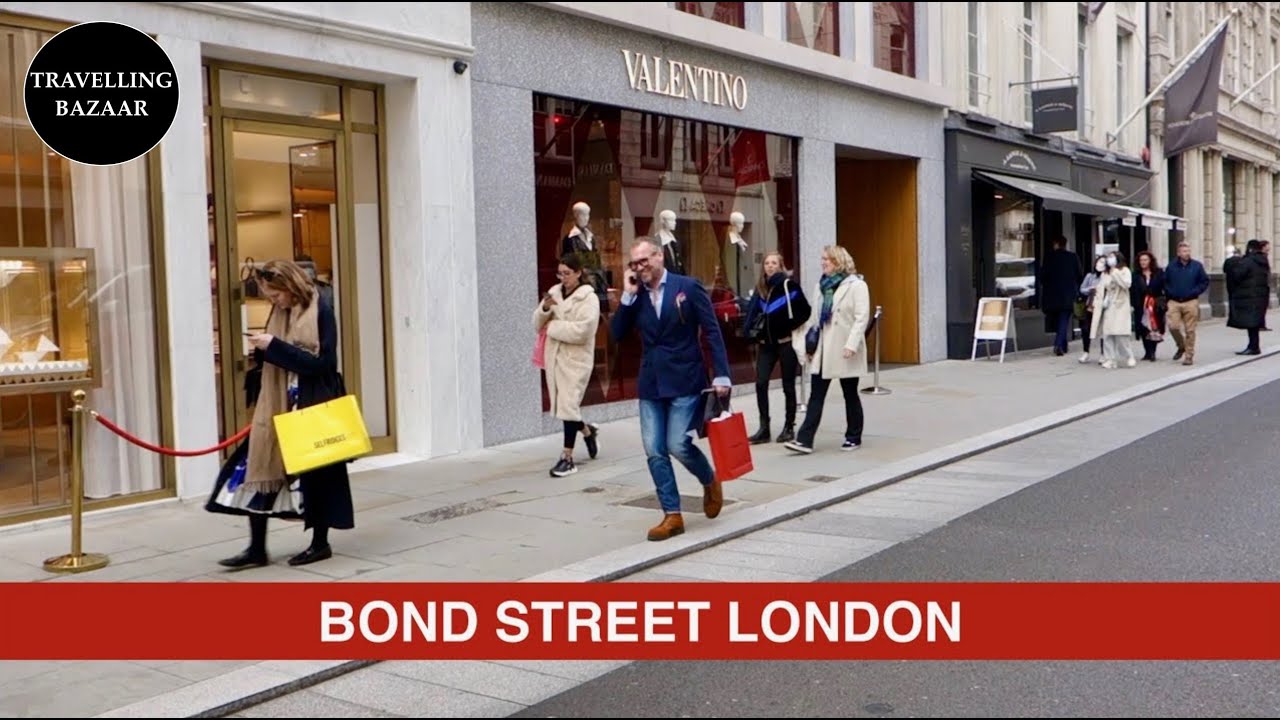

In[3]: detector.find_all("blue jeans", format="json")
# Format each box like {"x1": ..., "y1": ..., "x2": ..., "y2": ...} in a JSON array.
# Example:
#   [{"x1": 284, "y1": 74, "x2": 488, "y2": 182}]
[{"x1": 639, "y1": 395, "x2": 716, "y2": 513}]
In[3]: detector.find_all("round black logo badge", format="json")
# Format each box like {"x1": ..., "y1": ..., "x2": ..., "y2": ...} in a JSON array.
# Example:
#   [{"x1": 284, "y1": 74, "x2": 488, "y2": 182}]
[{"x1": 24, "y1": 21, "x2": 179, "y2": 166}]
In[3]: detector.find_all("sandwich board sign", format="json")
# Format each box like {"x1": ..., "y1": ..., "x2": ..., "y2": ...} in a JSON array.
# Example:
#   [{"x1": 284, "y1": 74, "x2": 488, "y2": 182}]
[{"x1": 971, "y1": 297, "x2": 1018, "y2": 362}]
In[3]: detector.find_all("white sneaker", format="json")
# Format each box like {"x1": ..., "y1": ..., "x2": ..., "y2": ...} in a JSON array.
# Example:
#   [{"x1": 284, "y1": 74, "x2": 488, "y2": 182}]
[
  {"x1": 1125, "y1": 357, "x2": 1137, "y2": 368},
  {"x1": 1102, "y1": 360, "x2": 1117, "y2": 369},
  {"x1": 1078, "y1": 353, "x2": 1090, "y2": 364}
]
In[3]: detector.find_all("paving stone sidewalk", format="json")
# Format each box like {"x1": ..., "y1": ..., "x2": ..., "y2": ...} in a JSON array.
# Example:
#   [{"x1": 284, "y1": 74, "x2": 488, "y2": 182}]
[{"x1": 0, "y1": 319, "x2": 1270, "y2": 718}]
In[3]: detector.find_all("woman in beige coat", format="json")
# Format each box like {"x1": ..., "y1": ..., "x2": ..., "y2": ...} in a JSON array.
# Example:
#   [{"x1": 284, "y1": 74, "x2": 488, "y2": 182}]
[
  {"x1": 534, "y1": 253, "x2": 602, "y2": 477},
  {"x1": 784, "y1": 245, "x2": 871, "y2": 454},
  {"x1": 1088, "y1": 251, "x2": 1136, "y2": 369}
]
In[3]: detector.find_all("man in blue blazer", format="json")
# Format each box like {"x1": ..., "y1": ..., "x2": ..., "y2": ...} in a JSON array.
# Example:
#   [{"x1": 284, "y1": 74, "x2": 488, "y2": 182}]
[{"x1": 611, "y1": 238, "x2": 732, "y2": 541}]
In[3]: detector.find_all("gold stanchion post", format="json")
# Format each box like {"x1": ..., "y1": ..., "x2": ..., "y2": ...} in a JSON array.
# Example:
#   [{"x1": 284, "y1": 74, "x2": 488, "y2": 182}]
[{"x1": 43, "y1": 389, "x2": 109, "y2": 574}]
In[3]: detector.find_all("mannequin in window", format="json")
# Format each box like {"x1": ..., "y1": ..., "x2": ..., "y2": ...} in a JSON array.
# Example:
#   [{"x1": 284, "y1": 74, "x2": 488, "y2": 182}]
[
  {"x1": 562, "y1": 201, "x2": 595, "y2": 257},
  {"x1": 562, "y1": 201, "x2": 609, "y2": 312},
  {"x1": 657, "y1": 209, "x2": 686, "y2": 275},
  {"x1": 726, "y1": 211, "x2": 753, "y2": 295}
]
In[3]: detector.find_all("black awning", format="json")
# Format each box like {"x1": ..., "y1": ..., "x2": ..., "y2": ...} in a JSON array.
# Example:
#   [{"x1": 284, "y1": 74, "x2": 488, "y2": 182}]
[{"x1": 976, "y1": 171, "x2": 1120, "y2": 217}]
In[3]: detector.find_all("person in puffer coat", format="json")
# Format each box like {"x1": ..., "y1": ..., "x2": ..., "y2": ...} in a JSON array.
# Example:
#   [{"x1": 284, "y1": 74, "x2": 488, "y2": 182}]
[
  {"x1": 1225, "y1": 238, "x2": 1271, "y2": 355},
  {"x1": 742, "y1": 252, "x2": 811, "y2": 445}
]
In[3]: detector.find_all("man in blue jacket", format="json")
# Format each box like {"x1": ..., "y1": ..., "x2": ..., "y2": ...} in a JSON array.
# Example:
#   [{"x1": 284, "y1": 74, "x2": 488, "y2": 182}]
[
  {"x1": 1163, "y1": 241, "x2": 1211, "y2": 366},
  {"x1": 612, "y1": 238, "x2": 732, "y2": 541}
]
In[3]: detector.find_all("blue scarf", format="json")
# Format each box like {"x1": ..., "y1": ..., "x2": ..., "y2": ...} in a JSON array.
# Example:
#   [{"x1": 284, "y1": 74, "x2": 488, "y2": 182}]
[{"x1": 819, "y1": 273, "x2": 846, "y2": 326}]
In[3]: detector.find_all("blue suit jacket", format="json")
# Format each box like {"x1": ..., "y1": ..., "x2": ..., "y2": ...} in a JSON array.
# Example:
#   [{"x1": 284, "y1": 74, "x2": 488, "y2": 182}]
[{"x1": 610, "y1": 272, "x2": 732, "y2": 401}]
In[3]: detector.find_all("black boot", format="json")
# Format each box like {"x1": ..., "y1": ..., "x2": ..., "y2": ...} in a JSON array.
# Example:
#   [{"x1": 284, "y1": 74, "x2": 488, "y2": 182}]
[
  {"x1": 775, "y1": 425, "x2": 795, "y2": 444},
  {"x1": 219, "y1": 515, "x2": 268, "y2": 569},
  {"x1": 748, "y1": 426, "x2": 771, "y2": 445}
]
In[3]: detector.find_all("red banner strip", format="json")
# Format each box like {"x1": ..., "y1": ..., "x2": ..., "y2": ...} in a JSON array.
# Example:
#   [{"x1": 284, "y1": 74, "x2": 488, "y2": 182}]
[{"x1": 3, "y1": 582, "x2": 1277, "y2": 661}]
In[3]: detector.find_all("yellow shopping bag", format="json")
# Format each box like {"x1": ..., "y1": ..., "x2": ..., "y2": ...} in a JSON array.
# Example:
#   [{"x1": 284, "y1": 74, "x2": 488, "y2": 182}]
[{"x1": 273, "y1": 394, "x2": 373, "y2": 476}]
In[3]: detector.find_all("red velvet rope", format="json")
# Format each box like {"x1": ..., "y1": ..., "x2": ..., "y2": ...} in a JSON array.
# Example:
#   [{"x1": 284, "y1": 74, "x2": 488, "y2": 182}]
[{"x1": 92, "y1": 413, "x2": 250, "y2": 457}]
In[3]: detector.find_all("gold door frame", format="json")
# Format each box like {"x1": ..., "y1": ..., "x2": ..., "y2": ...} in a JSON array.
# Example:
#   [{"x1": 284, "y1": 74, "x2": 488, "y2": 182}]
[{"x1": 205, "y1": 61, "x2": 396, "y2": 455}]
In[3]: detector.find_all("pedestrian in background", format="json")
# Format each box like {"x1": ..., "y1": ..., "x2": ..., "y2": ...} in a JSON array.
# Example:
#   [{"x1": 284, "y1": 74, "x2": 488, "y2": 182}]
[
  {"x1": 1225, "y1": 239, "x2": 1270, "y2": 356},
  {"x1": 743, "y1": 252, "x2": 810, "y2": 446},
  {"x1": 1090, "y1": 251, "x2": 1135, "y2": 369}
]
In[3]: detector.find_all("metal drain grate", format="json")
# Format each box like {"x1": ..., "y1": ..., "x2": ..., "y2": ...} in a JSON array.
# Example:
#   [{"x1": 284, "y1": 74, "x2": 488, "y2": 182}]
[
  {"x1": 619, "y1": 494, "x2": 739, "y2": 513},
  {"x1": 403, "y1": 497, "x2": 509, "y2": 525}
]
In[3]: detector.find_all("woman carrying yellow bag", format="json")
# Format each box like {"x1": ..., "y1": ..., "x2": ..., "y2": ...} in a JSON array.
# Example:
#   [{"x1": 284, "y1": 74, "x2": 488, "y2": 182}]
[{"x1": 205, "y1": 259, "x2": 354, "y2": 569}]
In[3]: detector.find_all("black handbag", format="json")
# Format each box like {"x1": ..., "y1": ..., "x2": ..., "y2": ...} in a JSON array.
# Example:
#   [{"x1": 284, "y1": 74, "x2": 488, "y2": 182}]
[{"x1": 805, "y1": 325, "x2": 821, "y2": 356}]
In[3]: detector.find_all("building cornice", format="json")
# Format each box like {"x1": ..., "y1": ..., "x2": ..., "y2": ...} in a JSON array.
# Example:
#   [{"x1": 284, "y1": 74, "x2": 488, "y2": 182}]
[
  {"x1": 157, "y1": 2, "x2": 475, "y2": 58},
  {"x1": 533, "y1": 1, "x2": 951, "y2": 109}
]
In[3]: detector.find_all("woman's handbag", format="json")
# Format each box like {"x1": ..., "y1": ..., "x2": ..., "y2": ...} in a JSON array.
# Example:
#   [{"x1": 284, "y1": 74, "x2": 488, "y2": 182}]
[
  {"x1": 532, "y1": 326, "x2": 548, "y2": 369},
  {"x1": 805, "y1": 325, "x2": 821, "y2": 356},
  {"x1": 273, "y1": 394, "x2": 373, "y2": 475}
]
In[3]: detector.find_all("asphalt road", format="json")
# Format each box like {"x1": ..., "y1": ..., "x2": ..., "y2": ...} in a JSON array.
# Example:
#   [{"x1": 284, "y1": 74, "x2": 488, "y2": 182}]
[{"x1": 515, "y1": 378, "x2": 1280, "y2": 718}]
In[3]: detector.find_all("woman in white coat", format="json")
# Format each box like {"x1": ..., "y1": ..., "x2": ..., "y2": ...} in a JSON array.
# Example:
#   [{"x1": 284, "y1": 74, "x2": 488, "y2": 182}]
[
  {"x1": 534, "y1": 253, "x2": 602, "y2": 477},
  {"x1": 1089, "y1": 251, "x2": 1136, "y2": 369},
  {"x1": 784, "y1": 245, "x2": 871, "y2": 454}
]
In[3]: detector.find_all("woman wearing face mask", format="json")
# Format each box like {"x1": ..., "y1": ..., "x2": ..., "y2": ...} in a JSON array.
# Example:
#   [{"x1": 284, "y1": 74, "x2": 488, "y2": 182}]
[
  {"x1": 1077, "y1": 256, "x2": 1106, "y2": 364},
  {"x1": 743, "y1": 253, "x2": 811, "y2": 445},
  {"x1": 1089, "y1": 252, "x2": 1136, "y2": 369}
]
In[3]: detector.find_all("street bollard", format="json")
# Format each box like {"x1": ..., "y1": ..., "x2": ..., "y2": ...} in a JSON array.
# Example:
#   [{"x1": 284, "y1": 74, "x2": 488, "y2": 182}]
[
  {"x1": 43, "y1": 389, "x2": 110, "y2": 574},
  {"x1": 861, "y1": 306, "x2": 892, "y2": 396}
]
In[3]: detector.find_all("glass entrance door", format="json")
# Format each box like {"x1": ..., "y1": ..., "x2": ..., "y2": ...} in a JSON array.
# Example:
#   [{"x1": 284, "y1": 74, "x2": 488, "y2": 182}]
[{"x1": 212, "y1": 121, "x2": 344, "y2": 439}]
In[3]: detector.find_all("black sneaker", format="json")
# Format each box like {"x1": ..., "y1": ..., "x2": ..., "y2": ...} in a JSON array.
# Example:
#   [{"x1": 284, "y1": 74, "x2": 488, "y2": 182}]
[
  {"x1": 842, "y1": 440, "x2": 861, "y2": 451},
  {"x1": 584, "y1": 425, "x2": 599, "y2": 460},
  {"x1": 550, "y1": 457, "x2": 577, "y2": 477}
]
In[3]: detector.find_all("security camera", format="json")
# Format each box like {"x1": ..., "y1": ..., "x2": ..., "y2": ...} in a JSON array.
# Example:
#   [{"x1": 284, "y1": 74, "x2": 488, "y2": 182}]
[{"x1": 453, "y1": 60, "x2": 468, "y2": 75}]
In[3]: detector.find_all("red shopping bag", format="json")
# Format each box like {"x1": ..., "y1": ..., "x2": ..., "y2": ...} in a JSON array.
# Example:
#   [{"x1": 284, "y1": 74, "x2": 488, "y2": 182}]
[{"x1": 706, "y1": 408, "x2": 754, "y2": 482}]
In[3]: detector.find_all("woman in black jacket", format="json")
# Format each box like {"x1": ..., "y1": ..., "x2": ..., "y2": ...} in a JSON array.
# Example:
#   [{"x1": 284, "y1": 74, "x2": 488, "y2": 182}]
[
  {"x1": 1131, "y1": 251, "x2": 1167, "y2": 362},
  {"x1": 206, "y1": 259, "x2": 354, "y2": 568},
  {"x1": 744, "y1": 253, "x2": 811, "y2": 445},
  {"x1": 1225, "y1": 239, "x2": 1272, "y2": 355}
]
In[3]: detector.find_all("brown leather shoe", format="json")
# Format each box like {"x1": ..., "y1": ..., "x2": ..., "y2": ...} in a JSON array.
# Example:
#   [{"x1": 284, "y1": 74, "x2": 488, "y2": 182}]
[
  {"x1": 704, "y1": 480, "x2": 723, "y2": 519},
  {"x1": 647, "y1": 513, "x2": 685, "y2": 542}
]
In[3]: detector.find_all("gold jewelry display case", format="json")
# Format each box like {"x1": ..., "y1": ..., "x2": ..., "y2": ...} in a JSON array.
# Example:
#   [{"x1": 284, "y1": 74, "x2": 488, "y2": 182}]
[{"x1": 0, "y1": 248, "x2": 99, "y2": 396}]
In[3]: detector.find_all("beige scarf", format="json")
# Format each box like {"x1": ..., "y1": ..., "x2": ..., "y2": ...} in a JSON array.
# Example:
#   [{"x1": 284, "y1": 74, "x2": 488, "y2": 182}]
[{"x1": 245, "y1": 290, "x2": 321, "y2": 494}]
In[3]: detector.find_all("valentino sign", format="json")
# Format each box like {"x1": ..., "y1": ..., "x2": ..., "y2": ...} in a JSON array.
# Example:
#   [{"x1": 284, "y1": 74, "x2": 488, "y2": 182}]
[{"x1": 621, "y1": 50, "x2": 748, "y2": 111}]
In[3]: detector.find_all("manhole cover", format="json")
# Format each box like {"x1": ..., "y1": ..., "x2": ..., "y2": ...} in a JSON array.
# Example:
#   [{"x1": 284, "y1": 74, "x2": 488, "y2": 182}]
[
  {"x1": 863, "y1": 702, "x2": 895, "y2": 715},
  {"x1": 403, "y1": 496, "x2": 510, "y2": 525},
  {"x1": 582, "y1": 486, "x2": 604, "y2": 494},
  {"x1": 804, "y1": 475, "x2": 839, "y2": 483},
  {"x1": 619, "y1": 494, "x2": 738, "y2": 513}
]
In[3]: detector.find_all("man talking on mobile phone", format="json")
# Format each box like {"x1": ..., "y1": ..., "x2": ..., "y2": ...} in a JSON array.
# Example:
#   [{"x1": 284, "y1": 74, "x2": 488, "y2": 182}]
[{"x1": 611, "y1": 238, "x2": 731, "y2": 541}]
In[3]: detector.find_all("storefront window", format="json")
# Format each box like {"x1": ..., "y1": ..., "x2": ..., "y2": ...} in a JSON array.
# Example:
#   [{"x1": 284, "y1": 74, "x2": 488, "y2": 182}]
[
  {"x1": 676, "y1": 2, "x2": 746, "y2": 28},
  {"x1": 787, "y1": 2, "x2": 839, "y2": 55},
  {"x1": 873, "y1": 2, "x2": 916, "y2": 77},
  {"x1": 0, "y1": 22, "x2": 163, "y2": 519},
  {"x1": 993, "y1": 190, "x2": 1038, "y2": 311},
  {"x1": 532, "y1": 94, "x2": 800, "y2": 407}
]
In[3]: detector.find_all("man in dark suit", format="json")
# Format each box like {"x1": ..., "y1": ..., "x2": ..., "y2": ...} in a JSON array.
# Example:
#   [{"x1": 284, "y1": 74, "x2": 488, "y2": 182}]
[
  {"x1": 1039, "y1": 237, "x2": 1083, "y2": 356},
  {"x1": 612, "y1": 238, "x2": 732, "y2": 542}
]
